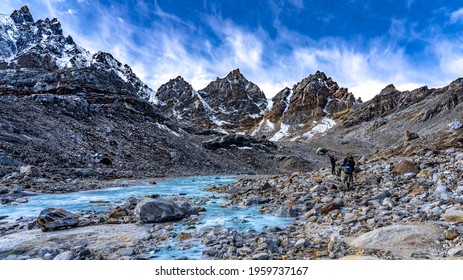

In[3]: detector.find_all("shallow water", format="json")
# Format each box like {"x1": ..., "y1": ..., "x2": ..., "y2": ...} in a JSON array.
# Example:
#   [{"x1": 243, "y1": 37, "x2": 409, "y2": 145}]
[{"x1": 0, "y1": 176, "x2": 293, "y2": 259}]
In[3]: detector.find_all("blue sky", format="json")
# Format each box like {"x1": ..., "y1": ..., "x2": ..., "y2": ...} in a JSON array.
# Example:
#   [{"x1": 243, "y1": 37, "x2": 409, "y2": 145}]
[{"x1": 1, "y1": 0, "x2": 463, "y2": 101}]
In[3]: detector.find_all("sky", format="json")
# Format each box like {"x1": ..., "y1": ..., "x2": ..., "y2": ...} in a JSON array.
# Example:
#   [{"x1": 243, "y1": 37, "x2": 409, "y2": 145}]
[{"x1": 1, "y1": 0, "x2": 463, "y2": 101}]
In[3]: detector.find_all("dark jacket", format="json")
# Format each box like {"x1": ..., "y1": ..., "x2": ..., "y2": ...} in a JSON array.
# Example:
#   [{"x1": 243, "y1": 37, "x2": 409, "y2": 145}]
[
  {"x1": 329, "y1": 154, "x2": 337, "y2": 164},
  {"x1": 342, "y1": 157, "x2": 355, "y2": 174}
]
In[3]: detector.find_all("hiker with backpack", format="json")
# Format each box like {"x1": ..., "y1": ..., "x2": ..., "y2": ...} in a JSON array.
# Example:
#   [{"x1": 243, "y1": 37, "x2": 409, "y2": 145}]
[
  {"x1": 328, "y1": 153, "x2": 337, "y2": 175},
  {"x1": 341, "y1": 154, "x2": 355, "y2": 191}
]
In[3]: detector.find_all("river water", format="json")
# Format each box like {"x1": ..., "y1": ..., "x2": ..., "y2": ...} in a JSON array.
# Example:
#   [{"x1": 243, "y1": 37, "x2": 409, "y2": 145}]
[{"x1": 0, "y1": 176, "x2": 293, "y2": 259}]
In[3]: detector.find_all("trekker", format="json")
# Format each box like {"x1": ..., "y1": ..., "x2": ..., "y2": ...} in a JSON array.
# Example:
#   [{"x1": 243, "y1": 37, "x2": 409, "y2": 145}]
[
  {"x1": 341, "y1": 154, "x2": 355, "y2": 191},
  {"x1": 328, "y1": 153, "x2": 337, "y2": 175}
]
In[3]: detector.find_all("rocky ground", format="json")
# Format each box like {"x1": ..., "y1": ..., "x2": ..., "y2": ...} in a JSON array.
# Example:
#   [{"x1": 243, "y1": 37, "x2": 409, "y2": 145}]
[{"x1": 1, "y1": 128, "x2": 462, "y2": 260}]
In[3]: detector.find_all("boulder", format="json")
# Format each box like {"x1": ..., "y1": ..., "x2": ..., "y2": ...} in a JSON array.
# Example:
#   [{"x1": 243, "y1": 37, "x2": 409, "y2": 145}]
[
  {"x1": 274, "y1": 206, "x2": 298, "y2": 217},
  {"x1": 448, "y1": 247, "x2": 463, "y2": 257},
  {"x1": 404, "y1": 130, "x2": 419, "y2": 141},
  {"x1": 442, "y1": 208, "x2": 463, "y2": 224},
  {"x1": 349, "y1": 224, "x2": 442, "y2": 258},
  {"x1": 19, "y1": 165, "x2": 41, "y2": 177},
  {"x1": 53, "y1": 251, "x2": 78, "y2": 260},
  {"x1": 134, "y1": 198, "x2": 192, "y2": 223},
  {"x1": 243, "y1": 196, "x2": 269, "y2": 206},
  {"x1": 391, "y1": 160, "x2": 420, "y2": 175},
  {"x1": 320, "y1": 202, "x2": 340, "y2": 215},
  {"x1": 37, "y1": 208, "x2": 79, "y2": 231}
]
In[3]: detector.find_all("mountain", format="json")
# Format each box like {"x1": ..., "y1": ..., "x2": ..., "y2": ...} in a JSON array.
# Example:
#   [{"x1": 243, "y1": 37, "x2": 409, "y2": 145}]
[
  {"x1": 251, "y1": 71, "x2": 359, "y2": 141},
  {"x1": 154, "y1": 69, "x2": 267, "y2": 134},
  {"x1": 0, "y1": 6, "x2": 154, "y2": 100},
  {"x1": 0, "y1": 6, "x2": 320, "y2": 182},
  {"x1": 306, "y1": 78, "x2": 463, "y2": 155}
]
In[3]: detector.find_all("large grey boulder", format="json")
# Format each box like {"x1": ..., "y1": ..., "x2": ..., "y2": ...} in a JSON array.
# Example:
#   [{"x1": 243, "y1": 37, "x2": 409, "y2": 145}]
[
  {"x1": 349, "y1": 224, "x2": 442, "y2": 258},
  {"x1": 36, "y1": 208, "x2": 79, "y2": 231},
  {"x1": 134, "y1": 198, "x2": 194, "y2": 223}
]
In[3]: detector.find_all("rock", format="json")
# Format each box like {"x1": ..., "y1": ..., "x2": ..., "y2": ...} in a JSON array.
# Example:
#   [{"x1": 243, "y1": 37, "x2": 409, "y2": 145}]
[
  {"x1": 445, "y1": 229, "x2": 458, "y2": 240},
  {"x1": 405, "y1": 130, "x2": 419, "y2": 141},
  {"x1": 448, "y1": 120, "x2": 463, "y2": 130},
  {"x1": 320, "y1": 202, "x2": 340, "y2": 215},
  {"x1": 237, "y1": 247, "x2": 253, "y2": 256},
  {"x1": 349, "y1": 224, "x2": 442, "y2": 258},
  {"x1": 274, "y1": 206, "x2": 298, "y2": 217},
  {"x1": 53, "y1": 251, "x2": 78, "y2": 260},
  {"x1": 455, "y1": 153, "x2": 463, "y2": 161},
  {"x1": 244, "y1": 196, "x2": 269, "y2": 206},
  {"x1": 442, "y1": 208, "x2": 463, "y2": 224},
  {"x1": 19, "y1": 165, "x2": 41, "y2": 177},
  {"x1": 333, "y1": 197, "x2": 345, "y2": 207},
  {"x1": 203, "y1": 134, "x2": 277, "y2": 152},
  {"x1": 134, "y1": 198, "x2": 190, "y2": 223},
  {"x1": 36, "y1": 208, "x2": 79, "y2": 231},
  {"x1": 448, "y1": 247, "x2": 463, "y2": 257},
  {"x1": 434, "y1": 184, "x2": 452, "y2": 201},
  {"x1": 260, "y1": 182, "x2": 273, "y2": 190},
  {"x1": 316, "y1": 147, "x2": 328, "y2": 155},
  {"x1": 118, "y1": 247, "x2": 134, "y2": 256},
  {"x1": 391, "y1": 160, "x2": 420, "y2": 175},
  {"x1": 178, "y1": 232, "x2": 192, "y2": 241},
  {"x1": 39, "y1": 247, "x2": 60, "y2": 259},
  {"x1": 294, "y1": 238, "x2": 307, "y2": 249},
  {"x1": 105, "y1": 206, "x2": 130, "y2": 223},
  {"x1": 252, "y1": 253, "x2": 270, "y2": 260}
]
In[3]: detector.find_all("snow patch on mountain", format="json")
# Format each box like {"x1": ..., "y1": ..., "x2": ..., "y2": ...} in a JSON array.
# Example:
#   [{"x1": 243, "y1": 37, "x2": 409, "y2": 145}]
[
  {"x1": 302, "y1": 117, "x2": 336, "y2": 139},
  {"x1": 270, "y1": 123, "x2": 290, "y2": 141}
]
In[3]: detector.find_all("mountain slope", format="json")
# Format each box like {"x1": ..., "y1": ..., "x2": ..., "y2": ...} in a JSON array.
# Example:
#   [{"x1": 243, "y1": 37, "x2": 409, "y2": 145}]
[
  {"x1": 307, "y1": 79, "x2": 463, "y2": 156},
  {"x1": 251, "y1": 71, "x2": 359, "y2": 141}
]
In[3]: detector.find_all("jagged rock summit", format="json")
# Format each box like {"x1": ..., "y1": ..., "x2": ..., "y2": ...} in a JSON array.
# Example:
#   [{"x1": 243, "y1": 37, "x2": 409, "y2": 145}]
[
  {"x1": 252, "y1": 71, "x2": 359, "y2": 141},
  {"x1": 0, "y1": 6, "x2": 154, "y2": 100},
  {"x1": 154, "y1": 69, "x2": 268, "y2": 134}
]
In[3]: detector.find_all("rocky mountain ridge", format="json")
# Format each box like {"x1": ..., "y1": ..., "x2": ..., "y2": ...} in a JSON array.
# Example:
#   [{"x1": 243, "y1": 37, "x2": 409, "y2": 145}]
[
  {"x1": 154, "y1": 69, "x2": 267, "y2": 134},
  {"x1": 0, "y1": 6, "x2": 153, "y2": 100},
  {"x1": 306, "y1": 78, "x2": 463, "y2": 157}
]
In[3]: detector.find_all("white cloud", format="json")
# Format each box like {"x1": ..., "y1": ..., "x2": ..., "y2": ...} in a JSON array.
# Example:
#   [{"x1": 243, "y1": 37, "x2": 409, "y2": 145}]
[
  {"x1": 450, "y1": 8, "x2": 463, "y2": 24},
  {"x1": 2, "y1": 0, "x2": 462, "y2": 103},
  {"x1": 434, "y1": 39, "x2": 463, "y2": 77},
  {"x1": 288, "y1": 0, "x2": 304, "y2": 9}
]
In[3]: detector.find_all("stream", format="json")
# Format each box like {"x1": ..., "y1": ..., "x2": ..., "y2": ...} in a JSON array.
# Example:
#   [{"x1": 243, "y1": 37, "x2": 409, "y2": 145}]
[{"x1": 0, "y1": 176, "x2": 294, "y2": 259}]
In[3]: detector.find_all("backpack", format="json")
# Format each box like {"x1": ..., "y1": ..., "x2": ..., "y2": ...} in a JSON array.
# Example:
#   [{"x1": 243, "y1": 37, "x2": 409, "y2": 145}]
[
  {"x1": 343, "y1": 158, "x2": 354, "y2": 174},
  {"x1": 344, "y1": 165, "x2": 352, "y2": 174}
]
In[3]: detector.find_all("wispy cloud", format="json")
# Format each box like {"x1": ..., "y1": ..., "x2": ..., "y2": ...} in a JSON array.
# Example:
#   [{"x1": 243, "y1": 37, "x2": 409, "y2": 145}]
[{"x1": 450, "y1": 8, "x2": 463, "y2": 24}]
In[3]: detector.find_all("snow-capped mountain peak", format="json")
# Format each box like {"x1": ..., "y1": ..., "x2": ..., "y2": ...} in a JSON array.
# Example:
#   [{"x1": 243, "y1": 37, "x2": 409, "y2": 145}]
[{"x1": 0, "y1": 6, "x2": 154, "y2": 100}]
